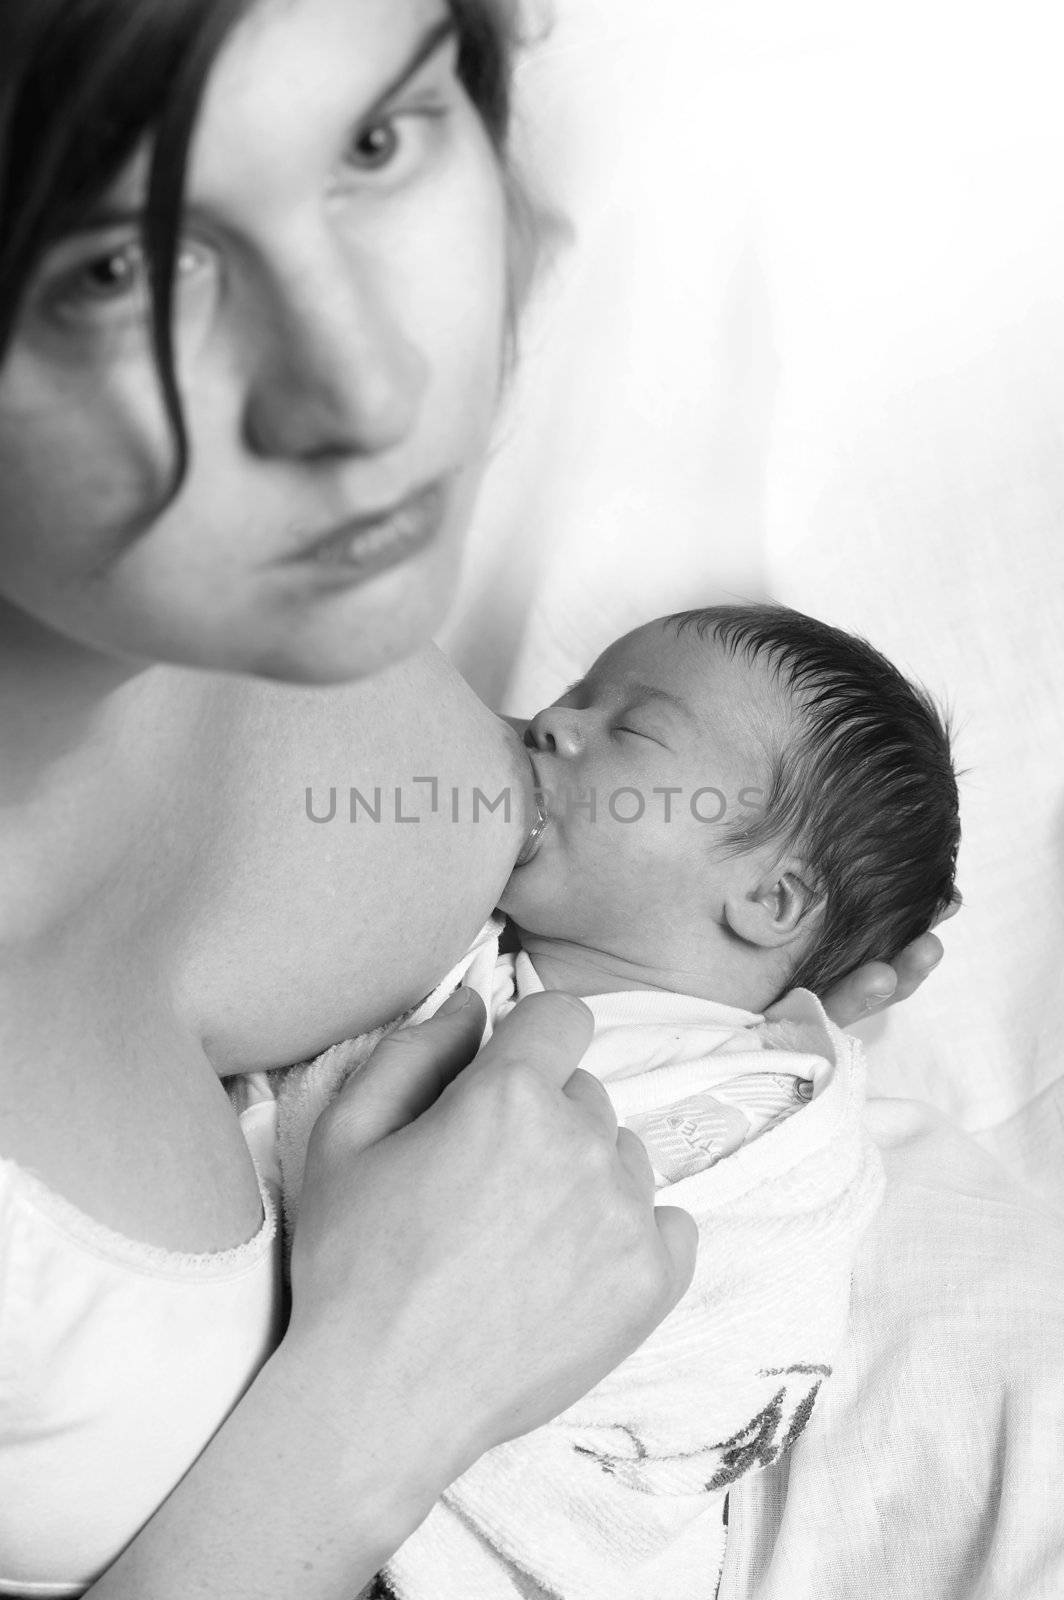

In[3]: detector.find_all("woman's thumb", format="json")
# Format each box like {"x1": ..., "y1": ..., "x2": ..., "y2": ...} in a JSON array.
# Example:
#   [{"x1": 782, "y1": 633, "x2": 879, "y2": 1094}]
[
  {"x1": 654, "y1": 1203, "x2": 700, "y2": 1309},
  {"x1": 330, "y1": 987, "x2": 486, "y2": 1149}
]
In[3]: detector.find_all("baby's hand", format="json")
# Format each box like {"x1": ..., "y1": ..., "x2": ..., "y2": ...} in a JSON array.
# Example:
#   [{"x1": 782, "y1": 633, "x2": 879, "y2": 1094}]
[{"x1": 819, "y1": 895, "x2": 961, "y2": 1030}]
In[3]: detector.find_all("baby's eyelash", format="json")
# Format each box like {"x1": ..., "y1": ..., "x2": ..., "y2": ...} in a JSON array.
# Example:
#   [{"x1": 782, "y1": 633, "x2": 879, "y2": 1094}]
[{"x1": 616, "y1": 724, "x2": 666, "y2": 747}]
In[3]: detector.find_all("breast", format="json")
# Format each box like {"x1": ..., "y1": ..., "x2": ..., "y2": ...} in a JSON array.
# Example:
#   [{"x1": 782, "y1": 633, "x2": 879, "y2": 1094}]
[{"x1": 169, "y1": 644, "x2": 532, "y2": 1074}]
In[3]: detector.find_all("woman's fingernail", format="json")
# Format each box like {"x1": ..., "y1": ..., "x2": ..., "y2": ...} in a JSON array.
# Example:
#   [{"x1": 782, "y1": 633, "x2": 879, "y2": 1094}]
[
  {"x1": 863, "y1": 989, "x2": 895, "y2": 1013},
  {"x1": 439, "y1": 987, "x2": 472, "y2": 1016}
]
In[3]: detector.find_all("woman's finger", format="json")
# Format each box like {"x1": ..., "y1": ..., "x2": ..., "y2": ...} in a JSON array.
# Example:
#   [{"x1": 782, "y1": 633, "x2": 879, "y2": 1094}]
[
  {"x1": 475, "y1": 989, "x2": 595, "y2": 1089},
  {"x1": 888, "y1": 931, "x2": 945, "y2": 1001},
  {"x1": 563, "y1": 1067, "x2": 619, "y2": 1140},
  {"x1": 819, "y1": 933, "x2": 946, "y2": 1029},
  {"x1": 616, "y1": 1126, "x2": 655, "y2": 1195},
  {"x1": 326, "y1": 987, "x2": 486, "y2": 1151},
  {"x1": 653, "y1": 1205, "x2": 700, "y2": 1307},
  {"x1": 820, "y1": 960, "x2": 898, "y2": 1027}
]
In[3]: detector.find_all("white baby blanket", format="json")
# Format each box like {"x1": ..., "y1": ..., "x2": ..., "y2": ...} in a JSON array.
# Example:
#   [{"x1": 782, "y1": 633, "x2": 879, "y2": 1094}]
[
  {"x1": 718, "y1": 1094, "x2": 1064, "y2": 1600},
  {"x1": 277, "y1": 923, "x2": 883, "y2": 1600}
]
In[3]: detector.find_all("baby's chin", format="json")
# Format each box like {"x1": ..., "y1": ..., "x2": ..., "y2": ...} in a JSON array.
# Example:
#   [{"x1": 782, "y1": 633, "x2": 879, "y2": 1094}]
[{"x1": 497, "y1": 832, "x2": 549, "y2": 923}]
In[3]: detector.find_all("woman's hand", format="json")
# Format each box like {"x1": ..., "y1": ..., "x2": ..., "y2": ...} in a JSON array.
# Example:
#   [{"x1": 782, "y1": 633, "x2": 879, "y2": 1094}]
[
  {"x1": 288, "y1": 987, "x2": 698, "y2": 1495},
  {"x1": 820, "y1": 896, "x2": 960, "y2": 1029}
]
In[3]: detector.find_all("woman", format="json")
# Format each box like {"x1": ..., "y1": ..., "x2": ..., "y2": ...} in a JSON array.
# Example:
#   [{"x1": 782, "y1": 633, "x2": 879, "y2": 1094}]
[{"x1": 0, "y1": 0, "x2": 942, "y2": 1593}]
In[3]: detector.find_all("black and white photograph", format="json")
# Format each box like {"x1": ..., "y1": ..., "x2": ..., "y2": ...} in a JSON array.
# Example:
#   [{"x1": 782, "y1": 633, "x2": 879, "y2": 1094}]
[{"x1": 0, "y1": 0, "x2": 1060, "y2": 1595}]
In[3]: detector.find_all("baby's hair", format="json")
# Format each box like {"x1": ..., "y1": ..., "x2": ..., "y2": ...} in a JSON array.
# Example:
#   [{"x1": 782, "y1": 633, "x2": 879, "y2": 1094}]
[{"x1": 666, "y1": 604, "x2": 961, "y2": 997}]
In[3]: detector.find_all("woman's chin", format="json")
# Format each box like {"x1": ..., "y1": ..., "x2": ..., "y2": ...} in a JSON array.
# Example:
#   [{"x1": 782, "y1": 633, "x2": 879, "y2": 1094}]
[
  {"x1": 245, "y1": 617, "x2": 444, "y2": 686},
  {"x1": 226, "y1": 554, "x2": 462, "y2": 684}
]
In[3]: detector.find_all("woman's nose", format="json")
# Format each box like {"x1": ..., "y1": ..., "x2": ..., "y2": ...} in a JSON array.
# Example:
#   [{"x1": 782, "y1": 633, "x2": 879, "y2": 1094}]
[
  {"x1": 525, "y1": 705, "x2": 586, "y2": 760},
  {"x1": 242, "y1": 253, "x2": 428, "y2": 460}
]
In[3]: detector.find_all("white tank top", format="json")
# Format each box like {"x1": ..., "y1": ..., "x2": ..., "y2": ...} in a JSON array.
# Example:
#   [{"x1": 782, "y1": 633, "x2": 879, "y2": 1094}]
[{"x1": 0, "y1": 1078, "x2": 283, "y2": 1596}]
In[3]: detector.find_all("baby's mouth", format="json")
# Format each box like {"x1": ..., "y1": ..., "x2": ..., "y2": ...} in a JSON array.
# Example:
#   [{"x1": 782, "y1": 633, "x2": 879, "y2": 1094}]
[{"x1": 515, "y1": 755, "x2": 550, "y2": 867}]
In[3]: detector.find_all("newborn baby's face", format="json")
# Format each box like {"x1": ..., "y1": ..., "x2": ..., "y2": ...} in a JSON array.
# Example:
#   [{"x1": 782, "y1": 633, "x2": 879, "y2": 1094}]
[{"x1": 500, "y1": 620, "x2": 775, "y2": 965}]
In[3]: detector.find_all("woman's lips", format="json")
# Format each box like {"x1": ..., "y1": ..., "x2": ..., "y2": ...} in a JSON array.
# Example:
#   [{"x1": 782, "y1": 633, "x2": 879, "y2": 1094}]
[
  {"x1": 515, "y1": 752, "x2": 550, "y2": 867},
  {"x1": 279, "y1": 480, "x2": 447, "y2": 583}
]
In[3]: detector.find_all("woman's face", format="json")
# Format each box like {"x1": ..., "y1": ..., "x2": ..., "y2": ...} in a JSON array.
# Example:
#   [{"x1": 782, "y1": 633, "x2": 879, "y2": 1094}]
[{"x1": 0, "y1": 0, "x2": 509, "y2": 681}]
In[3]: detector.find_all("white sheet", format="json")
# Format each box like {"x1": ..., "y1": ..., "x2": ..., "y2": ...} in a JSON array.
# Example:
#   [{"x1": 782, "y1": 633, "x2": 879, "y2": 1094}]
[{"x1": 721, "y1": 1094, "x2": 1064, "y2": 1600}]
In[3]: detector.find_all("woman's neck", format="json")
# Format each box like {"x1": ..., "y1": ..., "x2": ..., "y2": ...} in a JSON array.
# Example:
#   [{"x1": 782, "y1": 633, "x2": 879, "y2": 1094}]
[
  {"x1": 0, "y1": 598, "x2": 139, "y2": 781},
  {"x1": 0, "y1": 600, "x2": 226, "y2": 944}
]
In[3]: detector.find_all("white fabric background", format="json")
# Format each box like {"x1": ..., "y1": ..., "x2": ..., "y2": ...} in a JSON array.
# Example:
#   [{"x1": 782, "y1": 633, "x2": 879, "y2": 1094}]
[{"x1": 438, "y1": 0, "x2": 1064, "y2": 1212}]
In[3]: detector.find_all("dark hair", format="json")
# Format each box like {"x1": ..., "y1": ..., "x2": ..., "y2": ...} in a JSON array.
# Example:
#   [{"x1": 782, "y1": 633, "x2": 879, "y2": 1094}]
[
  {"x1": 0, "y1": 0, "x2": 527, "y2": 481},
  {"x1": 667, "y1": 604, "x2": 962, "y2": 997}
]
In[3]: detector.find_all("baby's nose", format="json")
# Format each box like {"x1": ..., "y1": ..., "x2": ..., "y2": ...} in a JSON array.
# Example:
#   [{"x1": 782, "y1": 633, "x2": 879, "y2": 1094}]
[{"x1": 525, "y1": 705, "x2": 585, "y2": 759}]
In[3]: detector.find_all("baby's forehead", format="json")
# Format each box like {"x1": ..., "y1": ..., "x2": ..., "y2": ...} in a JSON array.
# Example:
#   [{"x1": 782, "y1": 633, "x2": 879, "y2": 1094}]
[
  {"x1": 590, "y1": 619, "x2": 791, "y2": 734},
  {"x1": 590, "y1": 618, "x2": 702, "y2": 673},
  {"x1": 593, "y1": 620, "x2": 757, "y2": 689}
]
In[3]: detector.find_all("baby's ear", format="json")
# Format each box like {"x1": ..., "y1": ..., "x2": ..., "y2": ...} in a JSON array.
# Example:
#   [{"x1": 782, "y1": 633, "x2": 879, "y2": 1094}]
[{"x1": 723, "y1": 859, "x2": 825, "y2": 950}]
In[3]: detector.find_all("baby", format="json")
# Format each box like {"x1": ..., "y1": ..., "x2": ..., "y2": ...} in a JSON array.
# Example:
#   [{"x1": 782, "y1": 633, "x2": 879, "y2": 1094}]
[
  {"x1": 503, "y1": 602, "x2": 959, "y2": 1014},
  {"x1": 284, "y1": 604, "x2": 959, "y2": 1600}
]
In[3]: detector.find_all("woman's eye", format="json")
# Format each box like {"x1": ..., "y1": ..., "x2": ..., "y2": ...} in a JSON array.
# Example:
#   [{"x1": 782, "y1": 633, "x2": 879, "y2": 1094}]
[
  {"x1": 350, "y1": 118, "x2": 401, "y2": 170},
  {"x1": 345, "y1": 98, "x2": 451, "y2": 181},
  {"x1": 45, "y1": 238, "x2": 211, "y2": 326},
  {"x1": 345, "y1": 38, "x2": 461, "y2": 177},
  {"x1": 76, "y1": 244, "x2": 148, "y2": 301}
]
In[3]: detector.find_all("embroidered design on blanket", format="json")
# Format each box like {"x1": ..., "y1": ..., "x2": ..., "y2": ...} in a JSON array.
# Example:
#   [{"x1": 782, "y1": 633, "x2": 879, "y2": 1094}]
[
  {"x1": 625, "y1": 1073, "x2": 807, "y2": 1182},
  {"x1": 572, "y1": 1363, "x2": 832, "y2": 1495},
  {"x1": 625, "y1": 1092, "x2": 752, "y2": 1180},
  {"x1": 366, "y1": 1577, "x2": 399, "y2": 1600},
  {"x1": 704, "y1": 1363, "x2": 831, "y2": 1489}
]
